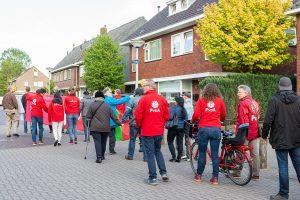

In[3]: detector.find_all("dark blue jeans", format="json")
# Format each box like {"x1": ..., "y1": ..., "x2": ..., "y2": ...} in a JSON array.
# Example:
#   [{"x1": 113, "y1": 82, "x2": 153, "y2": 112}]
[
  {"x1": 91, "y1": 132, "x2": 109, "y2": 160},
  {"x1": 275, "y1": 147, "x2": 300, "y2": 199},
  {"x1": 67, "y1": 114, "x2": 79, "y2": 140},
  {"x1": 31, "y1": 117, "x2": 44, "y2": 142},
  {"x1": 197, "y1": 127, "x2": 221, "y2": 178},
  {"x1": 143, "y1": 135, "x2": 167, "y2": 179},
  {"x1": 82, "y1": 116, "x2": 88, "y2": 140},
  {"x1": 127, "y1": 126, "x2": 140, "y2": 158}
]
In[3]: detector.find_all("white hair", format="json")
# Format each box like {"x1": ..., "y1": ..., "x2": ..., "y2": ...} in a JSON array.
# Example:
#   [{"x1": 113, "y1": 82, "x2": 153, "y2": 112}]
[{"x1": 238, "y1": 85, "x2": 251, "y2": 95}]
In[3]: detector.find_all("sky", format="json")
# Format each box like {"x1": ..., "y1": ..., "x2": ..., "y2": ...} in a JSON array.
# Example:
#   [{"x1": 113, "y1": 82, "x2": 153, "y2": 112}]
[{"x1": 0, "y1": 0, "x2": 168, "y2": 75}]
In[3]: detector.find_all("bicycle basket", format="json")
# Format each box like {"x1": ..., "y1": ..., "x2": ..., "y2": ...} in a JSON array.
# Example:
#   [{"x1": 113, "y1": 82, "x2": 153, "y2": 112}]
[{"x1": 184, "y1": 120, "x2": 198, "y2": 139}]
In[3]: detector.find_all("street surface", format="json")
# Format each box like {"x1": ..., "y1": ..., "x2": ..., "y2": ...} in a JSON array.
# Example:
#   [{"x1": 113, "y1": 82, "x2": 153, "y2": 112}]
[{"x1": 0, "y1": 107, "x2": 299, "y2": 200}]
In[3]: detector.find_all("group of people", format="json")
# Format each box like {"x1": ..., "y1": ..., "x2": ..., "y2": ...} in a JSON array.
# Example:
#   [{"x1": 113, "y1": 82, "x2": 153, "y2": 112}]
[{"x1": 2, "y1": 77, "x2": 300, "y2": 200}]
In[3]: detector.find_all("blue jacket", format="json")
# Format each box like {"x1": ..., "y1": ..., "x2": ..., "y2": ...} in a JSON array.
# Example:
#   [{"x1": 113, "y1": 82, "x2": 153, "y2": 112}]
[
  {"x1": 122, "y1": 95, "x2": 141, "y2": 126},
  {"x1": 169, "y1": 105, "x2": 187, "y2": 129},
  {"x1": 104, "y1": 96, "x2": 130, "y2": 127}
]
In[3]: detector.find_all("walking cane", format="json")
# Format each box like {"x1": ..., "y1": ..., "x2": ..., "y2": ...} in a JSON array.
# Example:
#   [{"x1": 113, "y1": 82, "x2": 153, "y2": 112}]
[{"x1": 84, "y1": 119, "x2": 91, "y2": 159}]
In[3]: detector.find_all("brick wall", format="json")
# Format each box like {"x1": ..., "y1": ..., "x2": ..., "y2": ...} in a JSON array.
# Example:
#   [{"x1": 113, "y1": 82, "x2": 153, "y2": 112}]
[
  {"x1": 129, "y1": 26, "x2": 222, "y2": 81},
  {"x1": 297, "y1": 14, "x2": 300, "y2": 95},
  {"x1": 53, "y1": 67, "x2": 78, "y2": 89}
]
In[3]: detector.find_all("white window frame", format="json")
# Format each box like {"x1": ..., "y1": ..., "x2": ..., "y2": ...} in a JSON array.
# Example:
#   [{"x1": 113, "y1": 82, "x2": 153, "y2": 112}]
[
  {"x1": 64, "y1": 70, "x2": 68, "y2": 80},
  {"x1": 80, "y1": 66, "x2": 84, "y2": 77},
  {"x1": 38, "y1": 81, "x2": 43, "y2": 87},
  {"x1": 34, "y1": 82, "x2": 38, "y2": 87},
  {"x1": 171, "y1": 30, "x2": 193, "y2": 57},
  {"x1": 168, "y1": 0, "x2": 191, "y2": 16},
  {"x1": 67, "y1": 69, "x2": 72, "y2": 80},
  {"x1": 144, "y1": 39, "x2": 162, "y2": 62},
  {"x1": 24, "y1": 81, "x2": 29, "y2": 86},
  {"x1": 33, "y1": 70, "x2": 38, "y2": 77},
  {"x1": 205, "y1": 54, "x2": 210, "y2": 61}
]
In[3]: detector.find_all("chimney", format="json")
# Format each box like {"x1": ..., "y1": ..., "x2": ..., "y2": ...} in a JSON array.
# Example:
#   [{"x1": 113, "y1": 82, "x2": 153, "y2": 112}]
[
  {"x1": 100, "y1": 25, "x2": 107, "y2": 35},
  {"x1": 157, "y1": 5, "x2": 161, "y2": 13}
]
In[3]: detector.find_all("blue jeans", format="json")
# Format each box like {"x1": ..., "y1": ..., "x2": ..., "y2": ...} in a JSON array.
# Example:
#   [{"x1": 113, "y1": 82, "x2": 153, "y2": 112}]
[
  {"x1": 128, "y1": 126, "x2": 140, "y2": 158},
  {"x1": 143, "y1": 135, "x2": 167, "y2": 179},
  {"x1": 275, "y1": 147, "x2": 300, "y2": 199},
  {"x1": 67, "y1": 114, "x2": 79, "y2": 140},
  {"x1": 24, "y1": 119, "x2": 28, "y2": 133},
  {"x1": 31, "y1": 117, "x2": 44, "y2": 142},
  {"x1": 197, "y1": 127, "x2": 221, "y2": 178},
  {"x1": 82, "y1": 116, "x2": 88, "y2": 140}
]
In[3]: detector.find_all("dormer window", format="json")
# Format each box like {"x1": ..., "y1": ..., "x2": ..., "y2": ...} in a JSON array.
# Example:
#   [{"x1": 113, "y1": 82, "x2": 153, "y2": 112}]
[{"x1": 168, "y1": 0, "x2": 194, "y2": 16}]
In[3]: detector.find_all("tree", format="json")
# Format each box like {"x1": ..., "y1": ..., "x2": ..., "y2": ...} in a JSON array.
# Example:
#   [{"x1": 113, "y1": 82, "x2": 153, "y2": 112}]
[
  {"x1": 0, "y1": 48, "x2": 31, "y2": 95},
  {"x1": 83, "y1": 35, "x2": 125, "y2": 91},
  {"x1": 45, "y1": 80, "x2": 56, "y2": 94},
  {"x1": 195, "y1": 0, "x2": 293, "y2": 72}
]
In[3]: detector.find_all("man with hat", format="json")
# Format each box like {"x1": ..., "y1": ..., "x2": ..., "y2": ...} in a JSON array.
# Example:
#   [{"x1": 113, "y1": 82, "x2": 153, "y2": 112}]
[{"x1": 262, "y1": 77, "x2": 300, "y2": 200}]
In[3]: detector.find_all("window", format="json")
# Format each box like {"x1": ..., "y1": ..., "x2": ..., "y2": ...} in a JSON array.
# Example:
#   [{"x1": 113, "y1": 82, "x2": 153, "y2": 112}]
[
  {"x1": 181, "y1": 0, "x2": 187, "y2": 9},
  {"x1": 33, "y1": 70, "x2": 38, "y2": 77},
  {"x1": 205, "y1": 54, "x2": 210, "y2": 61},
  {"x1": 144, "y1": 39, "x2": 162, "y2": 62},
  {"x1": 24, "y1": 81, "x2": 28, "y2": 86},
  {"x1": 171, "y1": 30, "x2": 193, "y2": 56},
  {"x1": 80, "y1": 66, "x2": 84, "y2": 77},
  {"x1": 38, "y1": 82, "x2": 43, "y2": 87},
  {"x1": 168, "y1": 0, "x2": 191, "y2": 15},
  {"x1": 67, "y1": 69, "x2": 71, "y2": 79},
  {"x1": 64, "y1": 70, "x2": 68, "y2": 80},
  {"x1": 60, "y1": 71, "x2": 64, "y2": 81},
  {"x1": 286, "y1": 28, "x2": 296, "y2": 46},
  {"x1": 34, "y1": 82, "x2": 38, "y2": 87},
  {"x1": 170, "y1": 3, "x2": 177, "y2": 15}
]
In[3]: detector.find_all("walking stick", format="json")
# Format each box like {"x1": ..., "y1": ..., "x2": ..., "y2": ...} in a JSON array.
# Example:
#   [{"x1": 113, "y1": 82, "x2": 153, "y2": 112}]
[{"x1": 84, "y1": 119, "x2": 91, "y2": 159}]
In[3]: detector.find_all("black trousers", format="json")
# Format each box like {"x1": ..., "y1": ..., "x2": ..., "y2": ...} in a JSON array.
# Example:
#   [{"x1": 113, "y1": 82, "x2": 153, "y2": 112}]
[
  {"x1": 91, "y1": 131, "x2": 109, "y2": 159},
  {"x1": 109, "y1": 128, "x2": 116, "y2": 153},
  {"x1": 167, "y1": 128, "x2": 184, "y2": 159}
]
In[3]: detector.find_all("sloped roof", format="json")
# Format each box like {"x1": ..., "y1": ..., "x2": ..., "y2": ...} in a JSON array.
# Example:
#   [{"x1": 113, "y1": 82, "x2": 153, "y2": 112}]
[
  {"x1": 125, "y1": 0, "x2": 217, "y2": 42},
  {"x1": 53, "y1": 17, "x2": 147, "y2": 71}
]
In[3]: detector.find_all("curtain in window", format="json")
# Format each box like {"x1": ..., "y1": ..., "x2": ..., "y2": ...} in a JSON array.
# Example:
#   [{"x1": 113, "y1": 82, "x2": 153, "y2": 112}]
[{"x1": 184, "y1": 31, "x2": 193, "y2": 52}]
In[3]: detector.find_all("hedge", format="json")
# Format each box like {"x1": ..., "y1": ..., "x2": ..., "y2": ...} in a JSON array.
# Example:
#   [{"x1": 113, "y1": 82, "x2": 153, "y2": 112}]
[{"x1": 199, "y1": 73, "x2": 280, "y2": 122}]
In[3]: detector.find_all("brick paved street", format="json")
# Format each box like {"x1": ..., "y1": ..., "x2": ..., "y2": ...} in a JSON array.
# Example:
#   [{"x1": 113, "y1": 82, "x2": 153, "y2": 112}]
[{"x1": 0, "y1": 108, "x2": 299, "y2": 200}]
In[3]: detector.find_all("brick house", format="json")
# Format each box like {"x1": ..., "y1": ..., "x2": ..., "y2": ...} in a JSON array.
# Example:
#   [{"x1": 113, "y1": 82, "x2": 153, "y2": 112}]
[
  {"x1": 287, "y1": 0, "x2": 300, "y2": 95},
  {"x1": 51, "y1": 17, "x2": 147, "y2": 96},
  {"x1": 11, "y1": 66, "x2": 49, "y2": 96},
  {"x1": 121, "y1": 0, "x2": 297, "y2": 98}
]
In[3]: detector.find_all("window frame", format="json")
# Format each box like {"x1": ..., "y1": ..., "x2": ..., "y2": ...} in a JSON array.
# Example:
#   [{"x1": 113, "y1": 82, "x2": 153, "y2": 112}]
[
  {"x1": 144, "y1": 39, "x2": 162, "y2": 62},
  {"x1": 171, "y1": 29, "x2": 193, "y2": 57}
]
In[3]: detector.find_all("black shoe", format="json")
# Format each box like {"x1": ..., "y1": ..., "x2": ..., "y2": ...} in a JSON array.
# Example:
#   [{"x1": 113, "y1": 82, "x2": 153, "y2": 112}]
[
  {"x1": 169, "y1": 158, "x2": 176, "y2": 162},
  {"x1": 54, "y1": 140, "x2": 58, "y2": 146},
  {"x1": 110, "y1": 151, "x2": 117, "y2": 155},
  {"x1": 6, "y1": 135, "x2": 11, "y2": 138},
  {"x1": 13, "y1": 134, "x2": 20, "y2": 137},
  {"x1": 175, "y1": 158, "x2": 181, "y2": 163},
  {"x1": 58, "y1": 143, "x2": 61, "y2": 146},
  {"x1": 96, "y1": 159, "x2": 102, "y2": 163},
  {"x1": 125, "y1": 155, "x2": 133, "y2": 160},
  {"x1": 101, "y1": 156, "x2": 105, "y2": 160}
]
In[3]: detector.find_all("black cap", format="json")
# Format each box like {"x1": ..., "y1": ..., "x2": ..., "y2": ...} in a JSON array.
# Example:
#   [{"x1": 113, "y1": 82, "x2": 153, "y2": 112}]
[{"x1": 95, "y1": 91, "x2": 105, "y2": 98}]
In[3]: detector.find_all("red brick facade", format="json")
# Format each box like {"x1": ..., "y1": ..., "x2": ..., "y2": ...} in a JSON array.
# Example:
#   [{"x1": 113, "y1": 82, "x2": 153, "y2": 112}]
[
  {"x1": 52, "y1": 67, "x2": 79, "y2": 90},
  {"x1": 129, "y1": 26, "x2": 222, "y2": 81}
]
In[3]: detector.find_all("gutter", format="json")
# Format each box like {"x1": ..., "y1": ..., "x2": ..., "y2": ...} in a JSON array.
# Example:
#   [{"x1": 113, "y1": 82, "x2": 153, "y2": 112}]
[{"x1": 51, "y1": 61, "x2": 83, "y2": 73}]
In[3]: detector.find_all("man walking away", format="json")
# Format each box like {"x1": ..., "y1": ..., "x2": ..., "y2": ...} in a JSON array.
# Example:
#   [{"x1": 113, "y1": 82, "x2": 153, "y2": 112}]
[
  {"x1": 3, "y1": 86, "x2": 19, "y2": 137},
  {"x1": 135, "y1": 79, "x2": 170, "y2": 186},
  {"x1": 262, "y1": 77, "x2": 300, "y2": 200},
  {"x1": 28, "y1": 89, "x2": 48, "y2": 145},
  {"x1": 21, "y1": 86, "x2": 30, "y2": 134},
  {"x1": 87, "y1": 91, "x2": 121, "y2": 163},
  {"x1": 80, "y1": 91, "x2": 93, "y2": 142}
]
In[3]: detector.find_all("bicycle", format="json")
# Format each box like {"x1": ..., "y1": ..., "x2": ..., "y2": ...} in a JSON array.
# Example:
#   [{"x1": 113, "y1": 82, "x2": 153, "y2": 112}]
[{"x1": 184, "y1": 120, "x2": 253, "y2": 186}]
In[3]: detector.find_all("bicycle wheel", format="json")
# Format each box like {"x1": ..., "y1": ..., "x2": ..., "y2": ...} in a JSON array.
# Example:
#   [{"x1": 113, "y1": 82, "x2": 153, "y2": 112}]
[
  {"x1": 189, "y1": 141, "x2": 198, "y2": 174},
  {"x1": 224, "y1": 150, "x2": 252, "y2": 186}
]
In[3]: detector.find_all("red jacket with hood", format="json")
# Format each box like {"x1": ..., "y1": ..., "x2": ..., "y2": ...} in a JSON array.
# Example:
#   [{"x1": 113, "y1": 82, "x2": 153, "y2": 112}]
[
  {"x1": 192, "y1": 97, "x2": 226, "y2": 128},
  {"x1": 64, "y1": 95, "x2": 80, "y2": 115},
  {"x1": 134, "y1": 90, "x2": 169, "y2": 136},
  {"x1": 236, "y1": 96, "x2": 260, "y2": 141},
  {"x1": 28, "y1": 93, "x2": 48, "y2": 117},
  {"x1": 48, "y1": 102, "x2": 64, "y2": 123}
]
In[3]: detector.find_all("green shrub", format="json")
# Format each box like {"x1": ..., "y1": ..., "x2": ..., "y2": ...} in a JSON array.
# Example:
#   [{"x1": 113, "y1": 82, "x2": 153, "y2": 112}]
[{"x1": 199, "y1": 73, "x2": 280, "y2": 121}]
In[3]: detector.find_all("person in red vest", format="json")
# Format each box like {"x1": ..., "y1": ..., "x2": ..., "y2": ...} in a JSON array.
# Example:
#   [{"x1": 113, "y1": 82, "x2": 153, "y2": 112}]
[
  {"x1": 64, "y1": 87, "x2": 80, "y2": 144},
  {"x1": 134, "y1": 79, "x2": 170, "y2": 186},
  {"x1": 48, "y1": 92, "x2": 64, "y2": 146},
  {"x1": 114, "y1": 89, "x2": 126, "y2": 115},
  {"x1": 236, "y1": 85, "x2": 261, "y2": 180},
  {"x1": 28, "y1": 88, "x2": 48, "y2": 145}
]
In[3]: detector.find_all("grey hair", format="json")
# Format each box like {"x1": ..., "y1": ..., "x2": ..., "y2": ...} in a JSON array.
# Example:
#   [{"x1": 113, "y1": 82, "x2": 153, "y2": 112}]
[
  {"x1": 238, "y1": 85, "x2": 251, "y2": 95},
  {"x1": 144, "y1": 79, "x2": 156, "y2": 89}
]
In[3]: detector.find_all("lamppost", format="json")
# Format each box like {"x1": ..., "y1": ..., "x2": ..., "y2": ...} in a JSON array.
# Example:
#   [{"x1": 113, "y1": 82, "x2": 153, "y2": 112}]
[
  {"x1": 46, "y1": 67, "x2": 53, "y2": 94},
  {"x1": 130, "y1": 39, "x2": 144, "y2": 89}
]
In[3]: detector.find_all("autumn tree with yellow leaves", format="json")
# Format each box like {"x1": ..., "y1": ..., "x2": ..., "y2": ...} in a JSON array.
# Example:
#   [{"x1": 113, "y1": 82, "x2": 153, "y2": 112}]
[{"x1": 195, "y1": 0, "x2": 294, "y2": 72}]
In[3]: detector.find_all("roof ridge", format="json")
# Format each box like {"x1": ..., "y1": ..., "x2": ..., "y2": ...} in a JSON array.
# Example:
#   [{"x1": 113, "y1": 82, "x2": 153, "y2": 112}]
[{"x1": 108, "y1": 16, "x2": 146, "y2": 34}]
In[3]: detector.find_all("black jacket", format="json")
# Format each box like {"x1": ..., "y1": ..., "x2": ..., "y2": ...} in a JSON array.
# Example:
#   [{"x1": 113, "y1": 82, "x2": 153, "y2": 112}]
[
  {"x1": 262, "y1": 91, "x2": 300, "y2": 149},
  {"x1": 21, "y1": 94, "x2": 26, "y2": 112}
]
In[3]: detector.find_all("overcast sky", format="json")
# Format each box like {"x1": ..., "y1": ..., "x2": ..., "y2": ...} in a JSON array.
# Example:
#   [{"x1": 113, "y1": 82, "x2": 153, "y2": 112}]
[{"x1": 0, "y1": 0, "x2": 168, "y2": 75}]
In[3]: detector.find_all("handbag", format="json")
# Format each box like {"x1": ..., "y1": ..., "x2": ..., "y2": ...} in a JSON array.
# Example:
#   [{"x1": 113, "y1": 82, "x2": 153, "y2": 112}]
[{"x1": 165, "y1": 113, "x2": 178, "y2": 129}]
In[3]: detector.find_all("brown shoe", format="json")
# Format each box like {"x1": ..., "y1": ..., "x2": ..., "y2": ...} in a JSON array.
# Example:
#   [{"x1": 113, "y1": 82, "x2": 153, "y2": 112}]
[
  {"x1": 252, "y1": 175, "x2": 260, "y2": 180},
  {"x1": 194, "y1": 174, "x2": 201, "y2": 182},
  {"x1": 32, "y1": 142, "x2": 37, "y2": 146},
  {"x1": 38, "y1": 141, "x2": 44, "y2": 145}
]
